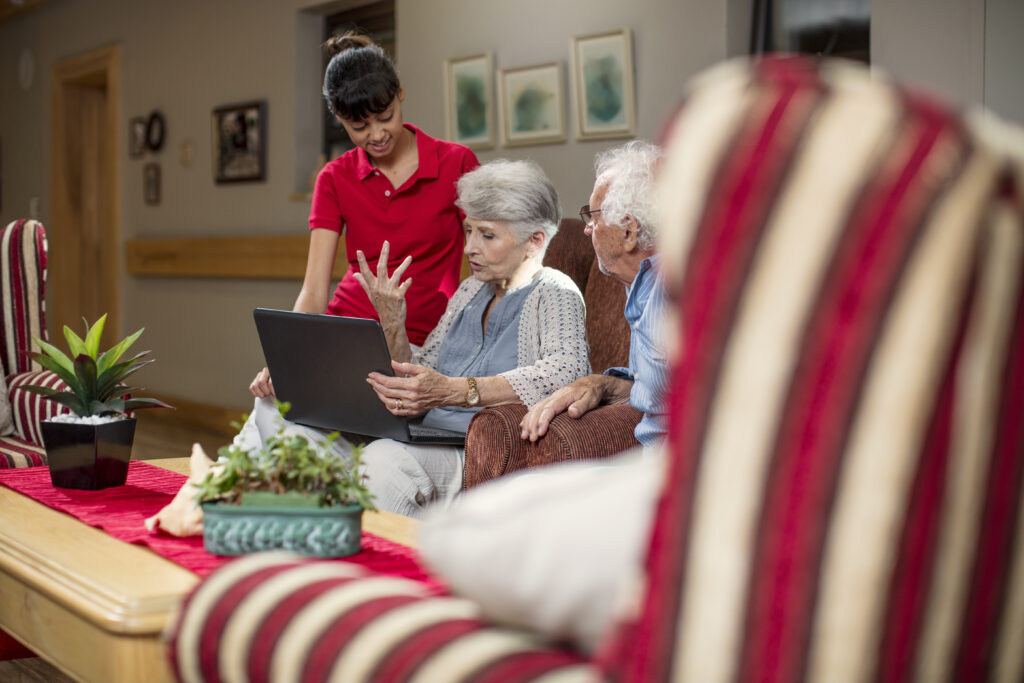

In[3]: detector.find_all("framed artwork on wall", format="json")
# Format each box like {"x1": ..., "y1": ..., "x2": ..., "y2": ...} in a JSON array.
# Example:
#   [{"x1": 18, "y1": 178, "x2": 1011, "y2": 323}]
[
  {"x1": 145, "y1": 111, "x2": 166, "y2": 152},
  {"x1": 129, "y1": 117, "x2": 146, "y2": 158},
  {"x1": 570, "y1": 28, "x2": 636, "y2": 141},
  {"x1": 143, "y1": 163, "x2": 161, "y2": 205},
  {"x1": 444, "y1": 52, "x2": 495, "y2": 150},
  {"x1": 499, "y1": 62, "x2": 566, "y2": 147},
  {"x1": 211, "y1": 100, "x2": 267, "y2": 183}
]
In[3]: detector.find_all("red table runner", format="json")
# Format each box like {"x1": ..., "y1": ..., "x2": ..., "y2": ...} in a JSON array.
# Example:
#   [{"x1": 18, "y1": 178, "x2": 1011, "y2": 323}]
[{"x1": 0, "y1": 461, "x2": 444, "y2": 590}]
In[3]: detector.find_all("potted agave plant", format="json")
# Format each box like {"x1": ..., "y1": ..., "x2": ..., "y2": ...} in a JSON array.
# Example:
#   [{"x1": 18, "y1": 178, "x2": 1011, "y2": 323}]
[
  {"x1": 23, "y1": 314, "x2": 172, "y2": 490},
  {"x1": 195, "y1": 401, "x2": 375, "y2": 558}
]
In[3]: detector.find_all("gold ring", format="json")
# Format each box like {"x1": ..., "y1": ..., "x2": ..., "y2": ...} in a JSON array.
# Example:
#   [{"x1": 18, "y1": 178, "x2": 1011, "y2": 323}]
[{"x1": 396, "y1": 398, "x2": 403, "y2": 410}]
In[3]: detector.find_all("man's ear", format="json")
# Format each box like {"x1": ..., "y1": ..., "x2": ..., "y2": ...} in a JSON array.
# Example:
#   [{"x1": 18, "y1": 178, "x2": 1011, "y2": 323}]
[{"x1": 621, "y1": 214, "x2": 640, "y2": 251}]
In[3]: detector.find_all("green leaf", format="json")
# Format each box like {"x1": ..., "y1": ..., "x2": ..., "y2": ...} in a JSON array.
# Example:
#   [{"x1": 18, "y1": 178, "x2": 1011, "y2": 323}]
[
  {"x1": 122, "y1": 397, "x2": 175, "y2": 411},
  {"x1": 31, "y1": 353, "x2": 86, "y2": 398},
  {"x1": 96, "y1": 328, "x2": 144, "y2": 376},
  {"x1": 83, "y1": 313, "x2": 107, "y2": 358},
  {"x1": 33, "y1": 337, "x2": 74, "y2": 375},
  {"x1": 63, "y1": 324, "x2": 89, "y2": 360},
  {"x1": 96, "y1": 354, "x2": 153, "y2": 399},
  {"x1": 20, "y1": 386, "x2": 88, "y2": 416},
  {"x1": 90, "y1": 398, "x2": 124, "y2": 416},
  {"x1": 73, "y1": 354, "x2": 99, "y2": 406}
]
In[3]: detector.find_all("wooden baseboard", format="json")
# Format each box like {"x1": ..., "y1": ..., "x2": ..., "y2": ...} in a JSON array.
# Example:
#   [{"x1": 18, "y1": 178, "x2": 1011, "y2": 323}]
[{"x1": 134, "y1": 394, "x2": 243, "y2": 438}]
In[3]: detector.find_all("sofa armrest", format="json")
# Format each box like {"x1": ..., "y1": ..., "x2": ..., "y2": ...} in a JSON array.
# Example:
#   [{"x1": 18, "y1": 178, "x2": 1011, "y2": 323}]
[
  {"x1": 168, "y1": 552, "x2": 593, "y2": 683},
  {"x1": 464, "y1": 404, "x2": 643, "y2": 489}
]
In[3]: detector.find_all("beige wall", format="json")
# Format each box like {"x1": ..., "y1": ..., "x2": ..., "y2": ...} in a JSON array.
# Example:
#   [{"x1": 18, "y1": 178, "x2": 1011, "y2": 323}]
[
  {"x1": 872, "y1": 0, "x2": 986, "y2": 107},
  {"x1": 0, "y1": 0, "x2": 729, "y2": 413},
  {"x1": 396, "y1": 0, "x2": 727, "y2": 206},
  {"x1": 0, "y1": 0, "x2": 1020, "y2": 415},
  {"x1": 984, "y1": 0, "x2": 1024, "y2": 123}
]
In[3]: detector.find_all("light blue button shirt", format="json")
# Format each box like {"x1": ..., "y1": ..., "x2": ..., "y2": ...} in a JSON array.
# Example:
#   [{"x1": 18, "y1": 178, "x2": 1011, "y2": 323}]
[{"x1": 604, "y1": 254, "x2": 669, "y2": 446}]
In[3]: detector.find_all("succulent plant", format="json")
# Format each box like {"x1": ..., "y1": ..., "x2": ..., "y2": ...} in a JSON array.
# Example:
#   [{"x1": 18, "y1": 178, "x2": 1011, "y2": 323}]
[{"x1": 22, "y1": 314, "x2": 172, "y2": 417}]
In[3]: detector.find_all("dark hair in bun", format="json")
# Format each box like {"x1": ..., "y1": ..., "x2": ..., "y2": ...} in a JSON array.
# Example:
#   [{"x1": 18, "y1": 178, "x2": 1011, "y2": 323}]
[{"x1": 322, "y1": 31, "x2": 400, "y2": 121}]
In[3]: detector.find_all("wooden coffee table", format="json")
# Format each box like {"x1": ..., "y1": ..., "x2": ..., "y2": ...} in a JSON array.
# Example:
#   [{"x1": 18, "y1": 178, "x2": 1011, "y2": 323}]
[{"x1": 0, "y1": 457, "x2": 417, "y2": 683}]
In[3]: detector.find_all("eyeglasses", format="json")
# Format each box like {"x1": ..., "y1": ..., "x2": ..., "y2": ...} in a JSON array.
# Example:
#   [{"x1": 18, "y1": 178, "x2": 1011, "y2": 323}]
[{"x1": 579, "y1": 205, "x2": 603, "y2": 225}]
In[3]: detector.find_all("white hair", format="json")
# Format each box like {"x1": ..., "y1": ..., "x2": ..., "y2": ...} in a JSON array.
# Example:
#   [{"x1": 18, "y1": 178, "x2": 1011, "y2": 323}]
[{"x1": 594, "y1": 140, "x2": 662, "y2": 251}]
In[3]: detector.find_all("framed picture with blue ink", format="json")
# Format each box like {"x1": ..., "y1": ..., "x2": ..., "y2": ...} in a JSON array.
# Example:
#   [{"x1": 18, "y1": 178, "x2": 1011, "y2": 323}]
[
  {"x1": 444, "y1": 53, "x2": 495, "y2": 150},
  {"x1": 571, "y1": 28, "x2": 636, "y2": 141},
  {"x1": 499, "y1": 61, "x2": 566, "y2": 147}
]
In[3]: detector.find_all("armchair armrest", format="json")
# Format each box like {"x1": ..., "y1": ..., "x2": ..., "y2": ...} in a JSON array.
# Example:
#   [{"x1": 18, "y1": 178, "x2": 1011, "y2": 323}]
[
  {"x1": 168, "y1": 552, "x2": 592, "y2": 683},
  {"x1": 464, "y1": 404, "x2": 643, "y2": 489}
]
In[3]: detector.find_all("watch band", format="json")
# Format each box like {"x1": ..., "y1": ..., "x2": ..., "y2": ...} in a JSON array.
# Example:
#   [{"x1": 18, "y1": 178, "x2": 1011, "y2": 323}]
[{"x1": 466, "y1": 376, "x2": 480, "y2": 406}]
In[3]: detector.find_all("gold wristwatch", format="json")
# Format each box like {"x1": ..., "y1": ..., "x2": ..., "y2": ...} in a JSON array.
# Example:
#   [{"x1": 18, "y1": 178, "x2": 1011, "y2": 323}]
[{"x1": 465, "y1": 377, "x2": 480, "y2": 406}]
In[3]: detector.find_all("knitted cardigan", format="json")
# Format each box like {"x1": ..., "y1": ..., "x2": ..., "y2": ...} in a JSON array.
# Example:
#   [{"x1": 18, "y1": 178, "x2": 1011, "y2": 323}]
[{"x1": 414, "y1": 267, "x2": 591, "y2": 407}]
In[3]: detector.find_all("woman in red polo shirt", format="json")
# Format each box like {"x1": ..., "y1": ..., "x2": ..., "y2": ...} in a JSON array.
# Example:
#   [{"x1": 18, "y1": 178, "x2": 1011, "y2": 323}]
[{"x1": 251, "y1": 31, "x2": 479, "y2": 397}]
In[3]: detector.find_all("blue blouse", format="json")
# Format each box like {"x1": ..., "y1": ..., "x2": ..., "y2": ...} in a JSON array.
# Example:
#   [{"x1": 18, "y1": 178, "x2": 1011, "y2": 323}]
[{"x1": 419, "y1": 278, "x2": 540, "y2": 433}]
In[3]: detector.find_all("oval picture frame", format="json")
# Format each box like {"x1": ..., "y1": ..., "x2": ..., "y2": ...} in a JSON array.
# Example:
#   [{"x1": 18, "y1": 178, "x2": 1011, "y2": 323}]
[{"x1": 145, "y1": 111, "x2": 166, "y2": 152}]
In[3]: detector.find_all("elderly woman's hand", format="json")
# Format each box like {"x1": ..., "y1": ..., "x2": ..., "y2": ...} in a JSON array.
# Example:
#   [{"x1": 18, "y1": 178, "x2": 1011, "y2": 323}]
[
  {"x1": 354, "y1": 240, "x2": 413, "y2": 330},
  {"x1": 367, "y1": 361, "x2": 463, "y2": 416}
]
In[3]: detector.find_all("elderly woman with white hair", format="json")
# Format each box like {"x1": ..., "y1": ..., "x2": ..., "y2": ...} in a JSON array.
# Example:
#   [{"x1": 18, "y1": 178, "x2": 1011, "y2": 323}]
[{"x1": 353, "y1": 158, "x2": 590, "y2": 517}]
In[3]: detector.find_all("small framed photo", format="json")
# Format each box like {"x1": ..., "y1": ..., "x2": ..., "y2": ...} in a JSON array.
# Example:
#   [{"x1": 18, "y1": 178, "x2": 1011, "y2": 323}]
[
  {"x1": 129, "y1": 117, "x2": 147, "y2": 158},
  {"x1": 143, "y1": 162, "x2": 161, "y2": 205},
  {"x1": 444, "y1": 53, "x2": 495, "y2": 150},
  {"x1": 211, "y1": 100, "x2": 267, "y2": 183},
  {"x1": 145, "y1": 111, "x2": 166, "y2": 152},
  {"x1": 499, "y1": 62, "x2": 566, "y2": 147},
  {"x1": 570, "y1": 28, "x2": 636, "y2": 141}
]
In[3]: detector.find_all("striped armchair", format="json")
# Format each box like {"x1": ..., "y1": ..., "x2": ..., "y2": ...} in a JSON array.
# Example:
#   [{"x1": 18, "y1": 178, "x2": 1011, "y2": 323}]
[
  {"x1": 167, "y1": 58, "x2": 1024, "y2": 682},
  {"x1": 0, "y1": 219, "x2": 69, "y2": 468}
]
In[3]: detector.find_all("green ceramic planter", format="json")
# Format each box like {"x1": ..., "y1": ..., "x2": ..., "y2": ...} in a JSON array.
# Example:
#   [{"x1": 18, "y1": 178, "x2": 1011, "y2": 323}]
[{"x1": 201, "y1": 499, "x2": 364, "y2": 558}]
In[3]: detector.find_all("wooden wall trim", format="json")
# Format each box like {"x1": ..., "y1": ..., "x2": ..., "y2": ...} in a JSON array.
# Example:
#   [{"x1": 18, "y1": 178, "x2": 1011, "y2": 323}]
[
  {"x1": 124, "y1": 234, "x2": 345, "y2": 279},
  {"x1": 136, "y1": 393, "x2": 243, "y2": 438},
  {"x1": 125, "y1": 234, "x2": 472, "y2": 280}
]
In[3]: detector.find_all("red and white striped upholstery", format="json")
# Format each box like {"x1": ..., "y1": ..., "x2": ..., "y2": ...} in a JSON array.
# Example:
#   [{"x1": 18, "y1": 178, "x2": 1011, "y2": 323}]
[
  {"x1": 167, "y1": 57, "x2": 1024, "y2": 682},
  {"x1": 601, "y1": 57, "x2": 1024, "y2": 682},
  {"x1": 169, "y1": 553, "x2": 594, "y2": 683},
  {"x1": 0, "y1": 219, "x2": 67, "y2": 468}
]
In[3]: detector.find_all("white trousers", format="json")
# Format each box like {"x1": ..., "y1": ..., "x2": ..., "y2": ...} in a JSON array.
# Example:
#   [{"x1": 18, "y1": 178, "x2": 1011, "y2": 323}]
[
  {"x1": 360, "y1": 438, "x2": 464, "y2": 519},
  {"x1": 236, "y1": 397, "x2": 463, "y2": 519}
]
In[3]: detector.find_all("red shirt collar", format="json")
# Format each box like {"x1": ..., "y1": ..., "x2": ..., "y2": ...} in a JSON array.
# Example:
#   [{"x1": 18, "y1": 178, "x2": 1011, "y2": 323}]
[{"x1": 354, "y1": 123, "x2": 439, "y2": 182}]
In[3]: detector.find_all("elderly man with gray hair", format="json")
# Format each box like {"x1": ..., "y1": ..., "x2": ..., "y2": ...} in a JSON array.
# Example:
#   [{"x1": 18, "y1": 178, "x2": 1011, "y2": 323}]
[{"x1": 521, "y1": 140, "x2": 669, "y2": 448}]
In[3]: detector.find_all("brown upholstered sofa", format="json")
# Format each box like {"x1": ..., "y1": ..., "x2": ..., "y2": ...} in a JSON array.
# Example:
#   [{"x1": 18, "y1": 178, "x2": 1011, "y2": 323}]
[{"x1": 462, "y1": 217, "x2": 645, "y2": 489}]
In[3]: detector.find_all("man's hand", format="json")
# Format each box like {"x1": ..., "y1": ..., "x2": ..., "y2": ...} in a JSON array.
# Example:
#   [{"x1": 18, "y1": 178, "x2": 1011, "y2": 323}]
[
  {"x1": 366, "y1": 361, "x2": 461, "y2": 415},
  {"x1": 519, "y1": 374, "x2": 632, "y2": 442}
]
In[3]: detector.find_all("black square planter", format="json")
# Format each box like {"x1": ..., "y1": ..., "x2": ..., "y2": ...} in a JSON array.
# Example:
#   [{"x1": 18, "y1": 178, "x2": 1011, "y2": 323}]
[{"x1": 41, "y1": 418, "x2": 137, "y2": 490}]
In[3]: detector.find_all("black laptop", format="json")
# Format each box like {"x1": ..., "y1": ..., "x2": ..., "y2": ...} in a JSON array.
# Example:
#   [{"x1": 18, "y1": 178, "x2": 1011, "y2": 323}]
[{"x1": 253, "y1": 308, "x2": 465, "y2": 446}]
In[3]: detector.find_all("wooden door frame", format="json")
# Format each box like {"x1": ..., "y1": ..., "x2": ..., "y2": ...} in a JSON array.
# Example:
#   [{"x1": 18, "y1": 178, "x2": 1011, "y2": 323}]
[{"x1": 50, "y1": 44, "x2": 121, "y2": 342}]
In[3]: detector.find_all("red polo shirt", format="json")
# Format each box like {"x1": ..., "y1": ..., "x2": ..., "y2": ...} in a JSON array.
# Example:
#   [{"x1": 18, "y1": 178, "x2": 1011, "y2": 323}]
[{"x1": 309, "y1": 124, "x2": 479, "y2": 345}]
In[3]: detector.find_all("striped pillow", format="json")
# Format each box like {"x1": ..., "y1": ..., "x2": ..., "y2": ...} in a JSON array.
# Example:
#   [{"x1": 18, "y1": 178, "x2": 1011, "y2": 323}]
[
  {"x1": 7, "y1": 370, "x2": 70, "y2": 446},
  {"x1": 600, "y1": 57, "x2": 1024, "y2": 682},
  {"x1": 169, "y1": 552, "x2": 594, "y2": 683}
]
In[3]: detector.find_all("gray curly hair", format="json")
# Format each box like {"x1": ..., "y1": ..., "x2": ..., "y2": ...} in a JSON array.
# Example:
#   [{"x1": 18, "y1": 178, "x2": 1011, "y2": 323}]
[
  {"x1": 455, "y1": 159, "x2": 561, "y2": 257},
  {"x1": 593, "y1": 140, "x2": 662, "y2": 251}
]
